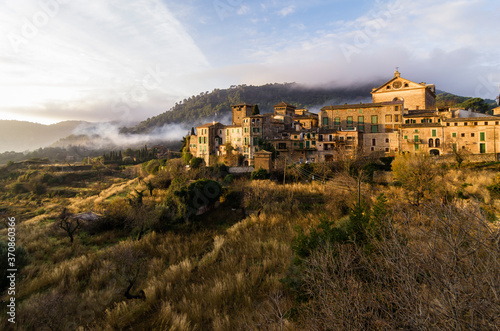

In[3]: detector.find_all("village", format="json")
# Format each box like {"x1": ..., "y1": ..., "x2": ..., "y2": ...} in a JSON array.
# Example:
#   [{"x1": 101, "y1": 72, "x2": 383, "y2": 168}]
[{"x1": 189, "y1": 70, "x2": 500, "y2": 170}]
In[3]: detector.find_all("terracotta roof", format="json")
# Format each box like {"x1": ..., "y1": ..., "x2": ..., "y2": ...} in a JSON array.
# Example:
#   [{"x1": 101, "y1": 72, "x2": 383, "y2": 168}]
[
  {"x1": 321, "y1": 101, "x2": 402, "y2": 111},
  {"x1": 444, "y1": 117, "x2": 500, "y2": 122},
  {"x1": 274, "y1": 102, "x2": 297, "y2": 108},
  {"x1": 197, "y1": 122, "x2": 223, "y2": 128}
]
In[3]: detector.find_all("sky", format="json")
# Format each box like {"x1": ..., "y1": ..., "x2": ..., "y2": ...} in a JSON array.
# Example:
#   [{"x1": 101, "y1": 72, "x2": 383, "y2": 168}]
[{"x1": 1, "y1": 0, "x2": 499, "y2": 125}]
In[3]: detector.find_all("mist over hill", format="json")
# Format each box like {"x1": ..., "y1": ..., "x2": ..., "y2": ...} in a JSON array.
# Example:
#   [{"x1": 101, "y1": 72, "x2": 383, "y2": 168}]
[
  {"x1": 2, "y1": 83, "x2": 496, "y2": 156},
  {"x1": 0, "y1": 120, "x2": 88, "y2": 153},
  {"x1": 123, "y1": 82, "x2": 380, "y2": 134}
]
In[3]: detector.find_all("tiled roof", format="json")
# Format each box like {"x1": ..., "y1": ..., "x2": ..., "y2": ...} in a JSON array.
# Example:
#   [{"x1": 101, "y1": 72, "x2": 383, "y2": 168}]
[
  {"x1": 197, "y1": 122, "x2": 223, "y2": 128},
  {"x1": 274, "y1": 102, "x2": 297, "y2": 108},
  {"x1": 321, "y1": 101, "x2": 402, "y2": 111}
]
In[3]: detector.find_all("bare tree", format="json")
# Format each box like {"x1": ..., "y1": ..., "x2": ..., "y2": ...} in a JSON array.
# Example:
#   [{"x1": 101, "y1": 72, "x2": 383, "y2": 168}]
[{"x1": 58, "y1": 208, "x2": 81, "y2": 244}]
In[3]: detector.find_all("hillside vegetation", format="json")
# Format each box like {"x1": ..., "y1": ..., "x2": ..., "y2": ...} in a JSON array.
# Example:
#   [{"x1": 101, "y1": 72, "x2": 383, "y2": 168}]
[
  {"x1": 124, "y1": 82, "x2": 377, "y2": 133},
  {"x1": 0, "y1": 153, "x2": 499, "y2": 330},
  {"x1": 125, "y1": 83, "x2": 499, "y2": 134}
]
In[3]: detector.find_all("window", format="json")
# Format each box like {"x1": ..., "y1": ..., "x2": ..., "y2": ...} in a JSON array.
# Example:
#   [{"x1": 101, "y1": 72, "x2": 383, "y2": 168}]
[
  {"x1": 385, "y1": 148, "x2": 390, "y2": 152},
  {"x1": 404, "y1": 135, "x2": 408, "y2": 140},
  {"x1": 474, "y1": 122, "x2": 478, "y2": 126},
  {"x1": 461, "y1": 133, "x2": 465, "y2": 137},
  {"x1": 334, "y1": 117, "x2": 340, "y2": 126},
  {"x1": 471, "y1": 133, "x2": 475, "y2": 137},
  {"x1": 395, "y1": 115, "x2": 399, "y2": 122},
  {"x1": 415, "y1": 144, "x2": 419, "y2": 151},
  {"x1": 454, "y1": 123, "x2": 458, "y2": 126},
  {"x1": 371, "y1": 125, "x2": 378, "y2": 133},
  {"x1": 432, "y1": 129, "x2": 437, "y2": 137},
  {"x1": 480, "y1": 143, "x2": 486, "y2": 154},
  {"x1": 372, "y1": 139, "x2": 376, "y2": 146},
  {"x1": 414, "y1": 135, "x2": 419, "y2": 143},
  {"x1": 452, "y1": 132, "x2": 457, "y2": 138},
  {"x1": 485, "y1": 122, "x2": 488, "y2": 126},
  {"x1": 358, "y1": 116, "x2": 364, "y2": 132},
  {"x1": 385, "y1": 138, "x2": 390, "y2": 143},
  {"x1": 435, "y1": 139, "x2": 440, "y2": 147},
  {"x1": 322, "y1": 117, "x2": 328, "y2": 126},
  {"x1": 480, "y1": 132, "x2": 485, "y2": 141},
  {"x1": 414, "y1": 129, "x2": 419, "y2": 133},
  {"x1": 371, "y1": 115, "x2": 378, "y2": 124},
  {"x1": 347, "y1": 116, "x2": 353, "y2": 126},
  {"x1": 464, "y1": 122, "x2": 468, "y2": 126},
  {"x1": 429, "y1": 138, "x2": 434, "y2": 147}
]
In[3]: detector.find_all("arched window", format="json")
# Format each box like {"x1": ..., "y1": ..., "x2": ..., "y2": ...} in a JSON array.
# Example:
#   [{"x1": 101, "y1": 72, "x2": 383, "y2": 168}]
[
  {"x1": 428, "y1": 138, "x2": 434, "y2": 147},
  {"x1": 435, "y1": 138, "x2": 440, "y2": 147}
]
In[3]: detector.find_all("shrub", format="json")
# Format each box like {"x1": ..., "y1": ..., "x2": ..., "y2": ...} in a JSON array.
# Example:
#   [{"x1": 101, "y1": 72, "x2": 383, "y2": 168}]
[
  {"x1": 223, "y1": 174, "x2": 234, "y2": 184},
  {"x1": 190, "y1": 157, "x2": 204, "y2": 169},
  {"x1": 251, "y1": 168, "x2": 269, "y2": 180}
]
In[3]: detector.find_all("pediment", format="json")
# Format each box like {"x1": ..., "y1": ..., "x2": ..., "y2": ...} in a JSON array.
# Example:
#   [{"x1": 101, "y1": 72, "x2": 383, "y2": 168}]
[{"x1": 371, "y1": 76, "x2": 425, "y2": 94}]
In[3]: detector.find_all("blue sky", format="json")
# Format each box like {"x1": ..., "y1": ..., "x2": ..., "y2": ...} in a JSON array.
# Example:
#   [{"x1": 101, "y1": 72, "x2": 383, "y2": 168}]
[{"x1": 1, "y1": 0, "x2": 499, "y2": 124}]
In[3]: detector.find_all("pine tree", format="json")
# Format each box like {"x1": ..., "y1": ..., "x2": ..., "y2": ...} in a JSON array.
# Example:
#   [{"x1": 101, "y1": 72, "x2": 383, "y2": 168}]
[{"x1": 251, "y1": 104, "x2": 260, "y2": 116}]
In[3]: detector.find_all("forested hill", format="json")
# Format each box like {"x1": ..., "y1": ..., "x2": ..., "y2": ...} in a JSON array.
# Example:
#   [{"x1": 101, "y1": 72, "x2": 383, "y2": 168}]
[
  {"x1": 124, "y1": 83, "x2": 499, "y2": 134},
  {"x1": 124, "y1": 82, "x2": 378, "y2": 133}
]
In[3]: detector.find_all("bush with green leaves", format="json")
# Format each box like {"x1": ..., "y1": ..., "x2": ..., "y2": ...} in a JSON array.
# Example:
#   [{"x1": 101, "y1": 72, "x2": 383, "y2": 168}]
[
  {"x1": 251, "y1": 168, "x2": 269, "y2": 180},
  {"x1": 170, "y1": 179, "x2": 223, "y2": 222},
  {"x1": 190, "y1": 157, "x2": 204, "y2": 169}
]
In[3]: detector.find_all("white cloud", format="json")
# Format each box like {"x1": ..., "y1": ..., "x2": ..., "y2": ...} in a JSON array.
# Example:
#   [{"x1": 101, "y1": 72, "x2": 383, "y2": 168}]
[
  {"x1": 278, "y1": 5, "x2": 295, "y2": 17},
  {"x1": 0, "y1": 0, "x2": 209, "y2": 123},
  {"x1": 237, "y1": 5, "x2": 250, "y2": 15}
]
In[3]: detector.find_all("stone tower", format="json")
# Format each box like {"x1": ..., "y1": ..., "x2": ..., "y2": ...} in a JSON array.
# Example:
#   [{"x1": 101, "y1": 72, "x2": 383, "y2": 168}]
[{"x1": 231, "y1": 104, "x2": 253, "y2": 126}]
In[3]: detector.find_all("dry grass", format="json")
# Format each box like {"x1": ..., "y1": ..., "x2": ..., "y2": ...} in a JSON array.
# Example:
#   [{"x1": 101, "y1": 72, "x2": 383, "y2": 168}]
[{"x1": 1, "y1": 162, "x2": 500, "y2": 330}]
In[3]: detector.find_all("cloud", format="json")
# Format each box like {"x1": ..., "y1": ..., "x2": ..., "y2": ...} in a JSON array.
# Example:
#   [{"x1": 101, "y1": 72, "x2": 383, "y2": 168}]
[
  {"x1": 66, "y1": 122, "x2": 190, "y2": 150},
  {"x1": 278, "y1": 5, "x2": 295, "y2": 17},
  {"x1": 237, "y1": 5, "x2": 250, "y2": 15},
  {"x1": 0, "y1": 0, "x2": 209, "y2": 123}
]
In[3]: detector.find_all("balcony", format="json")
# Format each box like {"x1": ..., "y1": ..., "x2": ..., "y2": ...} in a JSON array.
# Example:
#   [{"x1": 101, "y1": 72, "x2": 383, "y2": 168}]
[{"x1": 406, "y1": 139, "x2": 426, "y2": 144}]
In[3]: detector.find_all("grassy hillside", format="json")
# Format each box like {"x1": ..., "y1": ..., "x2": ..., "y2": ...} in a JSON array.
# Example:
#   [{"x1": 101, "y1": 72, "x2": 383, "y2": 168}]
[{"x1": 0, "y1": 155, "x2": 499, "y2": 329}]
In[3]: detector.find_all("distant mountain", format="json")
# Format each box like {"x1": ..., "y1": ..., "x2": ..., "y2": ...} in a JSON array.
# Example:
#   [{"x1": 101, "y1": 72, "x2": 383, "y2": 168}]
[
  {"x1": 0, "y1": 120, "x2": 88, "y2": 153},
  {"x1": 123, "y1": 82, "x2": 379, "y2": 133}
]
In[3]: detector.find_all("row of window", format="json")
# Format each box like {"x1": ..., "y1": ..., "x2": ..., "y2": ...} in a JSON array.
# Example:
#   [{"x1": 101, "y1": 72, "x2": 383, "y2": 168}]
[
  {"x1": 451, "y1": 132, "x2": 486, "y2": 141},
  {"x1": 447, "y1": 121, "x2": 499, "y2": 126}
]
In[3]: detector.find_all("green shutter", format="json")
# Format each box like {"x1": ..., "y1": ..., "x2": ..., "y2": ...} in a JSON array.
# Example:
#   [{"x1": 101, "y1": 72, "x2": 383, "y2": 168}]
[
  {"x1": 432, "y1": 129, "x2": 436, "y2": 137},
  {"x1": 480, "y1": 132, "x2": 485, "y2": 141}
]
